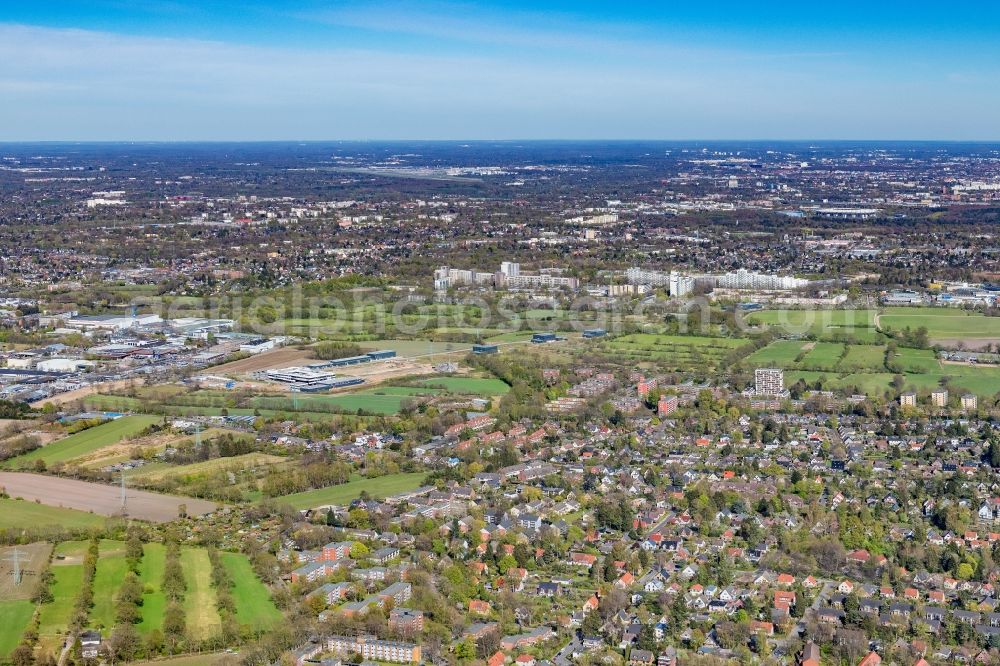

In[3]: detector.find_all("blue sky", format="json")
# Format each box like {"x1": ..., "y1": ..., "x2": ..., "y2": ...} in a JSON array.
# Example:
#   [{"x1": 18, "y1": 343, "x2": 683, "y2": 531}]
[{"x1": 1, "y1": 1, "x2": 998, "y2": 140}]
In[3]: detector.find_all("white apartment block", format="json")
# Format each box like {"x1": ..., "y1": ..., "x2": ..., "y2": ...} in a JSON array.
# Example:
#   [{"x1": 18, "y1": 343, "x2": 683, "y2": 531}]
[
  {"x1": 625, "y1": 268, "x2": 695, "y2": 297},
  {"x1": 715, "y1": 269, "x2": 809, "y2": 291}
]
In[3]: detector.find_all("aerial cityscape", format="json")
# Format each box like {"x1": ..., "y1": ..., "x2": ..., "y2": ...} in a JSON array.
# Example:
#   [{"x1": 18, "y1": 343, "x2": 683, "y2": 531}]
[{"x1": 2, "y1": 3, "x2": 1000, "y2": 666}]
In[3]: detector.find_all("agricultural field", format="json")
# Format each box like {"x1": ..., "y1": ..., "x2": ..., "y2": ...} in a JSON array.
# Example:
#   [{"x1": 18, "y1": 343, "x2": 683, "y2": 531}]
[
  {"x1": 82, "y1": 395, "x2": 340, "y2": 424},
  {"x1": 879, "y1": 307, "x2": 1000, "y2": 341},
  {"x1": 746, "y1": 309, "x2": 883, "y2": 342},
  {"x1": 602, "y1": 333, "x2": 751, "y2": 371},
  {"x1": 417, "y1": 376, "x2": 511, "y2": 396},
  {"x1": 0, "y1": 497, "x2": 106, "y2": 531},
  {"x1": 274, "y1": 472, "x2": 426, "y2": 510},
  {"x1": 3, "y1": 415, "x2": 162, "y2": 468},
  {"x1": 0, "y1": 472, "x2": 217, "y2": 523}
]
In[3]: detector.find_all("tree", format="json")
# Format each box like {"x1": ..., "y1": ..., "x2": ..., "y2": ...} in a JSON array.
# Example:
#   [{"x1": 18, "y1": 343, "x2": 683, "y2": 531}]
[
  {"x1": 581, "y1": 609, "x2": 603, "y2": 637},
  {"x1": 988, "y1": 440, "x2": 1000, "y2": 468},
  {"x1": 637, "y1": 624, "x2": 658, "y2": 651},
  {"x1": 11, "y1": 644, "x2": 34, "y2": 666},
  {"x1": 454, "y1": 639, "x2": 476, "y2": 661},
  {"x1": 108, "y1": 624, "x2": 140, "y2": 663}
]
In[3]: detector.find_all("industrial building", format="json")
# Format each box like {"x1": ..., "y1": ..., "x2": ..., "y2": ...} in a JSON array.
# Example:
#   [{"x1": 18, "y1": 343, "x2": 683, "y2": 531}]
[
  {"x1": 473, "y1": 344, "x2": 499, "y2": 354},
  {"x1": 310, "y1": 350, "x2": 397, "y2": 369},
  {"x1": 66, "y1": 313, "x2": 162, "y2": 331},
  {"x1": 259, "y1": 367, "x2": 364, "y2": 392}
]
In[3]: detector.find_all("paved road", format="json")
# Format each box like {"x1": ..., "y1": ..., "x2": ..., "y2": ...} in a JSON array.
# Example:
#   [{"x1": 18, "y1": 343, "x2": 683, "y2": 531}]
[{"x1": 554, "y1": 632, "x2": 583, "y2": 666}]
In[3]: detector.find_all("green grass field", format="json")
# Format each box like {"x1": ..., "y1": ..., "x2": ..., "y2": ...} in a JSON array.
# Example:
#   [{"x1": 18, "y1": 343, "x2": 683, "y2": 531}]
[
  {"x1": 0, "y1": 600, "x2": 34, "y2": 659},
  {"x1": 274, "y1": 472, "x2": 427, "y2": 510},
  {"x1": 786, "y1": 365, "x2": 1000, "y2": 399},
  {"x1": 880, "y1": 307, "x2": 1000, "y2": 339},
  {"x1": 251, "y1": 386, "x2": 440, "y2": 416},
  {"x1": 90, "y1": 540, "x2": 129, "y2": 631},
  {"x1": 5, "y1": 415, "x2": 161, "y2": 468},
  {"x1": 0, "y1": 498, "x2": 106, "y2": 530},
  {"x1": 218, "y1": 552, "x2": 282, "y2": 630},
  {"x1": 136, "y1": 543, "x2": 167, "y2": 634},
  {"x1": 31, "y1": 541, "x2": 279, "y2": 650},
  {"x1": 36, "y1": 542, "x2": 88, "y2": 653},
  {"x1": 746, "y1": 340, "x2": 808, "y2": 367},
  {"x1": 602, "y1": 333, "x2": 751, "y2": 371},
  {"x1": 417, "y1": 377, "x2": 511, "y2": 396},
  {"x1": 892, "y1": 347, "x2": 941, "y2": 373},
  {"x1": 749, "y1": 336, "x2": 1000, "y2": 399},
  {"x1": 800, "y1": 342, "x2": 846, "y2": 370},
  {"x1": 181, "y1": 548, "x2": 221, "y2": 640},
  {"x1": 838, "y1": 345, "x2": 887, "y2": 372},
  {"x1": 746, "y1": 309, "x2": 883, "y2": 342},
  {"x1": 133, "y1": 453, "x2": 285, "y2": 484}
]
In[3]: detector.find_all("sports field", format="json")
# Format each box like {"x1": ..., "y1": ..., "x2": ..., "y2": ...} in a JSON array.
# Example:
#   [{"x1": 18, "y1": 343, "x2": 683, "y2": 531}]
[
  {"x1": 274, "y1": 472, "x2": 426, "y2": 509},
  {"x1": 0, "y1": 497, "x2": 106, "y2": 530},
  {"x1": 4, "y1": 415, "x2": 161, "y2": 468},
  {"x1": 418, "y1": 377, "x2": 511, "y2": 396}
]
